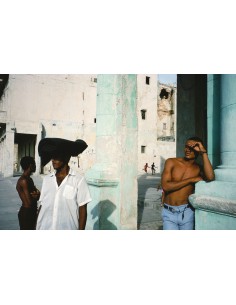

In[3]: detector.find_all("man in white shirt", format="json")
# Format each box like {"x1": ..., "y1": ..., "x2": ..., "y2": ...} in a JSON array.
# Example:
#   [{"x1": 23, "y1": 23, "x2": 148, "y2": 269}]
[{"x1": 36, "y1": 138, "x2": 91, "y2": 230}]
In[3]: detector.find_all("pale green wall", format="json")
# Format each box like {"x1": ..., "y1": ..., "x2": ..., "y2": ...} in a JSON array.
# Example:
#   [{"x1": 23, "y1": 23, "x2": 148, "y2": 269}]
[
  {"x1": 207, "y1": 75, "x2": 221, "y2": 168},
  {"x1": 86, "y1": 75, "x2": 138, "y2": 230},
  {"x1": 190, "y1": 74, "x2": 236, "y2": 229},
  {"x1": 195, "y1": 209, "x2": 236, "y2": 230}
]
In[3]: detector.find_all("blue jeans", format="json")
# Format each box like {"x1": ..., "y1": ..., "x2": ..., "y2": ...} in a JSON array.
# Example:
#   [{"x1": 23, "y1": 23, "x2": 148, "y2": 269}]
[{"x1": 162, "y1": 203, "x2": 195, "y2": 230}]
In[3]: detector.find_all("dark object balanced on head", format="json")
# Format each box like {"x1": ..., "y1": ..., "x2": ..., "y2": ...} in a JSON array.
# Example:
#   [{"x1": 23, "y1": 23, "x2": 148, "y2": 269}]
[{"x1": 38, "y1": 138, "x2": 88, "y2": 166}]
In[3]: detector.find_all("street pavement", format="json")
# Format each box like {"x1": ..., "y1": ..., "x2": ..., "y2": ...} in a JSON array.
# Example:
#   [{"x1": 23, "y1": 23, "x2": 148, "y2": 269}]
[
  {"x1": 137, "y1": 173, "x2": 163, "y2": 230},
  {"x1": 0, "y1": 172, "x2": 163, "y2": 230}
]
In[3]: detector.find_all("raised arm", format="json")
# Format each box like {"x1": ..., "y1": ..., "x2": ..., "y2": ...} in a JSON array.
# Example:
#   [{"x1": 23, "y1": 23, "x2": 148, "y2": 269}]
[
  {"x1": 161, "y1": 159, "x2": 202, "y2": 193},
  {"x1": 187, "y1": 140, "x2": 215, "y2": 181},
  {"x1": 200, "y1": 153, "x2": 215, "y2": 181}
]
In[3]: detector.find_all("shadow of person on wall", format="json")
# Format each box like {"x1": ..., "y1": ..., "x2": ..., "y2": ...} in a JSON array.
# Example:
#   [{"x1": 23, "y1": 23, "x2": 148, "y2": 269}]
[{"x1": 91, "y1": 200, "x2": 117, "y2": 230}]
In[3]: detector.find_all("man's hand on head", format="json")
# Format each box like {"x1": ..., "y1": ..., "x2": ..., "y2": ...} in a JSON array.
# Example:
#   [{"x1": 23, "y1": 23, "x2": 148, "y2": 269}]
[{"x1": 188, "y1": 140, "x2": 207, "y2": 154}]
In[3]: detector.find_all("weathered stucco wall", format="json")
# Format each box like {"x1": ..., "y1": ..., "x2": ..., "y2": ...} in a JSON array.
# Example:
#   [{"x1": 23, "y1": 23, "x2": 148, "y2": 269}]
[
  {"x1": 137, "y1": 74, "x2": 158, "y2": 173},
  {"x1": 86, "y1": 75, "x2": 138, "y2": 230},
  {"x1": 0, "y1": 74, "x2": 97, "y2": 176}
]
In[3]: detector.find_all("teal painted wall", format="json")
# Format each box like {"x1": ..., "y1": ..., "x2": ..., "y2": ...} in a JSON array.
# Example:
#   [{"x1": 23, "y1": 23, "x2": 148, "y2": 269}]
[
  {"x1": 86, "y1": 75, "x2": 138, "y2": 230},
  {"x1": 191, "y1": 74, "x2": 236, "y2": 229},
  {"x1": 220, "y1": 74, "x2": 236, "y2": 167},
  {"x1": 195, "y1": 209, "x2": 236, "y2": 230},
  {"x1": 207, "y1": 74, "x2": 221, "y2": 168}
]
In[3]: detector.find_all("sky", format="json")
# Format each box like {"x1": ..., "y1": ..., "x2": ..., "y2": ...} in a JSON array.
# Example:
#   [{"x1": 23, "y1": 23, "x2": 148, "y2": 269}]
[{"x1": 158, "y1": 74, "x2": 177, "y2": 85}]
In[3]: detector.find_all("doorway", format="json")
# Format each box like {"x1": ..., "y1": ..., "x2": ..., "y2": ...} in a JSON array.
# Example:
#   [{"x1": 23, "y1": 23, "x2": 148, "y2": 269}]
[{"x1": 14, "y1": 133, "x2": 37, "y2": 174}]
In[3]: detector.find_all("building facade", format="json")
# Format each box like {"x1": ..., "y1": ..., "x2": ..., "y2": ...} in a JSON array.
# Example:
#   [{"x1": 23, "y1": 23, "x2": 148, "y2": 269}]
[
  {"x1": 157, "y1": 82, "x2": 176, "y2": 173},
  {"x1": 1, "y1": 74, "x2": 177, "y2": 178},
  {"x1": 0, "y1": 74, "x2": 97, "y2": 177},
  {"x1": 137, "y1": 75, "x2": 177, "y2": 174},
  {"x1": 137, "y1": 74, "x2": 158, "y2": 173}
]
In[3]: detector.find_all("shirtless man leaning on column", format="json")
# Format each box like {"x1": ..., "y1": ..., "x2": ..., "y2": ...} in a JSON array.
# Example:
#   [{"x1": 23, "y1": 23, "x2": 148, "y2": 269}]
[{"x1": 161, "y1": 136, "x2": 215, "y2": 230}]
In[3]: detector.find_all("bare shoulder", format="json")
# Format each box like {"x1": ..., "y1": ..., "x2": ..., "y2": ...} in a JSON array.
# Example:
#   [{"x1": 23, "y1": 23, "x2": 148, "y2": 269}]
[
  {"x1": 163, "y1": 158, "x2": 177, "y2": 171},
  {"x1": 165, "y1": 158, "x2": 180, "y2": 165},
  {"x1": 16, "y1": 177, "x2": 28, "y2": 188}
]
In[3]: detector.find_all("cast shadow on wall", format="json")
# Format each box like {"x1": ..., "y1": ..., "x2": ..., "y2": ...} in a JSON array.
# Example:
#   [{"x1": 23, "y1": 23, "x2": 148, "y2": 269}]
[{"x1": 91, "y1": 200, "x2": 117, "y2": 230}]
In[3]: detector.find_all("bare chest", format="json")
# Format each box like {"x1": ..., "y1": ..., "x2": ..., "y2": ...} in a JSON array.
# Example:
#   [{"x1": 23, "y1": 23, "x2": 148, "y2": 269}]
[{"x1": 172, "y1": 163, "x2": 200, "y2": 181}]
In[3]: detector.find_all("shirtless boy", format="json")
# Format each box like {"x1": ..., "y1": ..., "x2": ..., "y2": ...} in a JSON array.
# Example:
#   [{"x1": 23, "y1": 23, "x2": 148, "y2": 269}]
[
  {"x1": 161, "y1": 136, "x2": 215, "y2": 230},
  {"x1": 16, "y1": 156, "x2": 40, "y2": 230}
]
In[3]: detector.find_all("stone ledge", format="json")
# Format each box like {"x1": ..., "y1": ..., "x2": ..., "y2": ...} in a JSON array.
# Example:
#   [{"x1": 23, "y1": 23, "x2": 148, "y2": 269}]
[
  {"x1": 87, "y1": 178, "x2": 119, "y2": 187},
  {"x1": 189, "y1": 194, "x2": 236, "y2": 216}
]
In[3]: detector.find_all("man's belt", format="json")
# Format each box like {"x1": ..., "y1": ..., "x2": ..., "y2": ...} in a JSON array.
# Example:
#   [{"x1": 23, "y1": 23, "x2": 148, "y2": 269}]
[{"x1": 163, "y1": 203, "x2": 191, "y2": 213}]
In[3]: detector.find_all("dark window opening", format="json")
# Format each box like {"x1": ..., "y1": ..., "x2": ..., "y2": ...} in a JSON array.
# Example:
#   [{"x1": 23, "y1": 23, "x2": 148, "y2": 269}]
[
  {"x1": 160, "y1": 88, "x2": 169, "y2": 99},
  {"x1": 94, "y1": 78, "x2": 97, "y2": 83},
  {"x1": 146, "y1": 76, "x2": 150, "y2": 85},
  {"x1": 141, "y1": 109, "x2": 146, "y2": 120},
  {"x1": 94, "y1": 118, "x2": 96, "y2": 123},
  {"x1": 0, "y1": 74, "x2": 9, "y2": 100},
  {"x1": 141, "y1": 146, "x2": 146, "y2": 153}
]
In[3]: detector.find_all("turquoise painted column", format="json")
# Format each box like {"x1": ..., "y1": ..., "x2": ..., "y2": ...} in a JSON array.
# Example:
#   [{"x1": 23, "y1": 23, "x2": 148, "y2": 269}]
[
  {"x1": 85, "y1": 75, "x2": 138, "y2": 230},
  {"x1": 189, "y1": 74, "x2": 236, "y2": 229},
  {"x1": 215, "y1": 75, "x2": 236, "y2": 181},
  {"x1": 207, "y1": 75, "x2": 221, "y2": 169}
]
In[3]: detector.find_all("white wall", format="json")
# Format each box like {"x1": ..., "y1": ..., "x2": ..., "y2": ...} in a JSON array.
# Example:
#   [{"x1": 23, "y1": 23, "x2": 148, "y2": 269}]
[
  {"x1": 2, "y1": 74, "x2": 97, "y2": 175},
  {"x1": 137, "y1": 74, "x2": 158, "y2": 173}
]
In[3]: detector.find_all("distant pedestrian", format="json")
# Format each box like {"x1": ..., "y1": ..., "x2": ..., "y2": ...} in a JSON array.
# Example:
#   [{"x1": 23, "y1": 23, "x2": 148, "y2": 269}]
[
  {"x1": 16, "y1": 156, "x2": 40, "y2": 230},
  {"x1": 143, "y1": 163, "x2": 150, "y2": 173},
  {"x1": 151, "y1": 163, "x2": 156, "y2": 175}
]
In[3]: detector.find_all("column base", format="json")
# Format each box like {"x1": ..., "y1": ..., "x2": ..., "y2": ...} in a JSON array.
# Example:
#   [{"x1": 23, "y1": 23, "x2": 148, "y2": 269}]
[
  {"x1": 189, "y1": 180, "x2": 236, "y2": 229},
  {"x1": 85, "y1": 163, "x2": 120, "y2": 230}
]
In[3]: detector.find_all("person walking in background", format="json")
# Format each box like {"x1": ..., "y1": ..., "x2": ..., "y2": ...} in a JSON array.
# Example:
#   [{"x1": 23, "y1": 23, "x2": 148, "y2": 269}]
[
  {"x1": 151, "y1": 162, "x2": 156, "y2": 175},
  {"x1": 143, "y1": 163, "x2": 150, "y2": 173},
  {"x1": 36, "y1": 138, "x2": 92, "y2": 230},
  {"x1": 16, "y1": 156, "x2": 40, "y2": 230},
  {"x1": 161, "y1": 136, "x2": 215, "y2": 230}
]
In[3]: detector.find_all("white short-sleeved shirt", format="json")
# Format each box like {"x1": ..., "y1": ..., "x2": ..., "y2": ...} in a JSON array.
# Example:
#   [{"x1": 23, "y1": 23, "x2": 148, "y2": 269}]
[{"x1": 36, "y1": 168, "x2": 92, "y2": 230}]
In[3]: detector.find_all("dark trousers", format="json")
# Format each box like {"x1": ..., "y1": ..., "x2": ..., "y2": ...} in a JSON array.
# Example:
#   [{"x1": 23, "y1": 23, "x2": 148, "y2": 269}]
[{"x1": 18, "y1": 206, "x2": 37, "y2": 230}]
